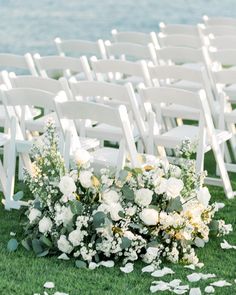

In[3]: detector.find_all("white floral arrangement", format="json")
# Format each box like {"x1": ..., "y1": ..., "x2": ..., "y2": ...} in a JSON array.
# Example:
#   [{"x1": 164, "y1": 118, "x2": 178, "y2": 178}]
[{"x1": 18, "y1": 121, "x2": 231, "y2": 270}]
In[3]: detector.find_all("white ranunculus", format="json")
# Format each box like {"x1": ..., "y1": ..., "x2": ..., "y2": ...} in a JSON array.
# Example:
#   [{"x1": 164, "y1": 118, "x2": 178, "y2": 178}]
[
  {"x1": 102, "y1": 190, "x2": 120, "y2": 204},
  {"x1": 139, "y1": 208, "x2": 159, "y2": 226},
  {"x1": 28, "y1": 208, "x2": 41, "y2": 224},
  {"x1": 159, "y1": 177, "x2": 184, "y2": 198},
  {"x1": 59, "y1": 176, "x2": 76, "y2": 196},
  {"x1": 57, "y1": 235, "x2": 73, "y2": 254},
  {"x1": 68, "y1": 229, "x2": 83, "y2": 247},
  {"x1": 109, "y1": 202, "x2": 123, "y2": 221},
  {"x1": 73, "y1": 149, "x2": 91, "y2": 165},
  {"x1": 135, "y1": 188, "x2": 153, "y2": 207},
  {"x1": 197, "y1": 187, "x2": 211, "y2": 208},
  {"x1": 38, "y1": 216, "x2": 53, "y2": 234},
  {"x1": 79, "y1": 171, "x2": 93, "y2": 188}
]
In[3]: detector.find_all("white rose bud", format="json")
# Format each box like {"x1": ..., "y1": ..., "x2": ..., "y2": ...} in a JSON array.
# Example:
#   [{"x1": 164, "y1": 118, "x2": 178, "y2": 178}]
[
  {"x1": 73, "y1": 149, "x2": 90, "y2": 165},
  {"x1": 139, "y1": 208, "x2": 159, "y2": 226},
  {"x1": 38, "y1": 216, "x2": 53, "y2": 234},
  {"x1": 28, "y1": 208, "x2": 41, "y2": 224},
  {"x1": 79, "y1": 171, "x2": 93, "y2": 188},
  {"x1": 102, "y1": 190, "x2": 120, "y2": 204},
  {"x1": 135, "y1": 188, "x2": 153, "y2": 207},
  {"x1": 57, "y1": 235, "x2": 73, "y2": 254},
  {"x1": 59, "y1": 176, "x2": 76, "y2": 196},
  {"x1": 197, "y1": 187, "x2": 211, "y2": 208},
  {"x1": 109, "y1": 203, "x2": 123, "y2": 221}
]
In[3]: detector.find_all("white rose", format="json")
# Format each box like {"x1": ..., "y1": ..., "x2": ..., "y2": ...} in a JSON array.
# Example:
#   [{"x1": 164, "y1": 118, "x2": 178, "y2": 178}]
[
  {"x1": 79, "y1": 171, "x2": 93, "y2": 188},
  {"x1": 109, "y1": 202, "x2": 123, "y2": 221},
  {"x1": 123, "y1": 231, "x2": 135, "y2": 240},
  {"x1": 59, "y1": 176, "x2": 76, "y2": 196},
  {"x1": 197, "y1": 187, "x2": 211, "y2": 208},
  {"x1": 170, "y1": 165, "x2": 182, "y2": 178},
  {"x1": 73, "y1": 149, "x2": 91, "y2": 165},
  {"x1": 135, "y1": 188, "x2": 153, "y2": 207},
  {"x1": 68, "y1": 229, "x2": 83, "y2": 247},
  {"x1": 158, "y1": 177, "x2": 183, "y2": 198},
  {"x1": 57, "y1": 235, "x2": 73, "y2": 254},
  {"x1": 28, "y1": 208, "x2": 41, "y2": 224},
  {"x1": 38, "y1": 216, "x2": 53, "y2": 234},
  {"x1": 102, "y1": 190, "x2": 120, "y2": 204},
  {"x1": 139, "y1": 208, "x2": 159, "y2": 225},
  {"x1": 126, "y1": 206, "x2": 136, "y2": 216},
  {"x1": 55, "y1": 206, "x2": 74, "y2": 226}
]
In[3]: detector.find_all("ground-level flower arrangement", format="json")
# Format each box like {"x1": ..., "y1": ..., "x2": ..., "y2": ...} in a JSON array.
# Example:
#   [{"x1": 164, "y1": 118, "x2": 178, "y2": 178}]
[{"x1": 13, "y1": 121, "x2": 231, "y2": 273}]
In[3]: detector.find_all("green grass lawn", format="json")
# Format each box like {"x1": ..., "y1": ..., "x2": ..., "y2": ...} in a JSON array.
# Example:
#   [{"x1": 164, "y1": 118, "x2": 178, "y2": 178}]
[{"x1": 1, "y1": 152, "x2": 236, "y2": 295}]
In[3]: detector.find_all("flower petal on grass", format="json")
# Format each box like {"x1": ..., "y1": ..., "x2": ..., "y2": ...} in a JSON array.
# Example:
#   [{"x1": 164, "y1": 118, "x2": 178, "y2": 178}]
[
  {"x1": 189, "y1": 287, "x2": 201, "y2": 295},
  {"x1": 184, "y1": 264, "x2": 195, "y2": 270},
  {"x1": 120, "y1": 263, "x2": 134, "y2": 273},
  {"x1": 210, "y1": 280, "x2": 232, "y2": 287},
  {"x1": 53, "y1": 292, "x2": 69, "y2": 295},
  {"x1": 58, "y1": 253, "x2": 70, "y2": 260},
  {"x1": 205, "y1": 286, "x2": 215, "y2": 293},
  {"x1": 142, "y1": 265, "x2": 155, "y2": 273},
  {"x1": 150, "y1": 281, "x2": 170, "y2": 292},
  {"x1": 220, "y1": 239, "x2": 236, "y2": 250},
  {"x1": 99, "y1": 260, "x2": 114, "y2": 268},
  {"x1": 200, "y1": 273, "x2": 216, "y2": 280},
  {"x1": 89, "y1": 262, "x2": 99, "y2": 270},
  {"x1": 169, "y1": 279, "x2": 182, "y2": 287},
  {"x1": 151, "y1": 267, "x2": 175, "y2": 277},
  {"x1": 187, "y1": 273, "x2": 201, "y2": 282},
  {"x1": 173, "y1": 289, "x2": 188, "y2": 294},
  {"x1": 44, "y1": 282, "x2": 55, "y2": 289}
]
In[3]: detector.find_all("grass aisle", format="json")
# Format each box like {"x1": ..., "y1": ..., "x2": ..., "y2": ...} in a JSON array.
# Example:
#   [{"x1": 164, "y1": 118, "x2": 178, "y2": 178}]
[{"x1": 1, "y1": 153, "x2": 236, "y2": 295}]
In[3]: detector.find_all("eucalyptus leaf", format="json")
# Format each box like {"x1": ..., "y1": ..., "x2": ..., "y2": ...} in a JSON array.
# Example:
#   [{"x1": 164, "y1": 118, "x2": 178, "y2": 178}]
[
  {"x1": 13, "y1": 191, "x2": 24, "y2": 201},
  {"x1": 93, "y1": 211, "x2": 106, "y2": 228},
  {"x1": 40, "y1": 236, "x2": 52, "y2": 248},
  {"x1": 21, "y1": 239, "x2": 31, "y2": 251},
  {"x1": 166, "y1": 196, "x2": 183, "y2": 213},
  {"x1": 70, "y1": 200, "x2": 83, "y2": 215},
  {"x1": 7, "y1": 238, "x2": 18, "y2": 252},
  {"x1": 120, "y1": 237, "x2": 131, "y2": 249},
  {"x1": 37, "y1": 249, "x2": 49, "y2": 257},
  {"x1": 119, "y1": 170, "x2": 128, "y2": 182},
  {"x1": 75, "y1": 260, "x2": 87, "y2": 268},
  {"x1": 32, "y1": 239, "x2": 43, "y2": 255},
  {"x1": 121, "y1": 185, "x2": 134, "y2": 201}
]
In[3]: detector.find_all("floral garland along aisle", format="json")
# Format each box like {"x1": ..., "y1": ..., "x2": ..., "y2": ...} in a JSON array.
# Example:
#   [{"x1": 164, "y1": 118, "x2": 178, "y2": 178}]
[{"x1": 11, "y1": 121, "x2": 232, "y2": 291}]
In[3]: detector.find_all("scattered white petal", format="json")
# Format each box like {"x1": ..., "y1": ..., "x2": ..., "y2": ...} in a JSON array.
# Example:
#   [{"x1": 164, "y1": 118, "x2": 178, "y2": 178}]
[
  {"x1": 169, "y1": 279, "x2": 181, "y2": 288},
  {"x1": 187, "y1": 273, "x2": 201, "y2": 282},
  {"x1": 173, "y1": 289, "x2": 187, "y2": 294},
  {"x1": 210, "y1": 280, "x2": 232, "y2": 287},
  {"x1": 89, "y1": 262, "x2": 99, "y2": 270},
  {"x1": 205, "y1": 286, "x2": 215, "y2": 293},
  {"x1": 234, "y1": 279, "x2": 236, "y2": 283},
  {"x1": 10, "y1": 232, "x2": 16, "y2": 236},
  {"x1": 54, "y1": 293, "x2": 69, "y2": 295},
  {"x1": 150, "y1": 281, "x2": 170, "y2": 292},
  {"x1": 184, "y1": 264, "x2": 195, "y2": 270},
  {"x1": 176, "y1": 285, "x2": 189, "y2": 290},
  {"x1": 44, "y1": 282, "x2": 55, "y2": 289},
  {"x1": 197, "y1": 263, "x2": 204, "y2": 269},
  {"x1": 220, "y1": 239, "x2": 236, "y2": 250},
  {"x1": 44, "y1": 292, "x2": 49, "y2": 295},
  {"x1": 151, "y1": 267, "x2": 175, "y2": 277},
  {"x1": 189, "y1": 287, "x2": 201, "y2": 295},
  {"x1": 200, "y1": 273, "x2": 216, "y2": 280},
  {"x1": 195, "y1": 237, "x2": 205, "y2": 248},
  {"x1": 215, "y1": 202, "x2": 225, "y2": 210},
  {"x1": 120, "y1": 263, "x2": 134, "y2": 273},
  {"x1": 58, "y1": 253, "x2": 70, "y2": 260},
  {"x1": 34, "y1": 294, "x2": 40, "y2": 295},
  {"x1": 99, "y1": 260, "x2": 114, "y2": 268},
  {"x1": 142, "y1": 265, "x2": 155, "y2": 273}
]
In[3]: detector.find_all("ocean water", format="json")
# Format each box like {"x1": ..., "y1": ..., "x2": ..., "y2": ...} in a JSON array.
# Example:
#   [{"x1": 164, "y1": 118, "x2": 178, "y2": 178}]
[{"x1": 0, "y1": 0, "x2": 236, "y2": 55}]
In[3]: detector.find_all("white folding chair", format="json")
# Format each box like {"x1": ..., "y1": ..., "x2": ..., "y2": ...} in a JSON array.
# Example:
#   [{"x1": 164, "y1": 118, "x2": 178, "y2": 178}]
[
  {"x1": 54, "y1": 37, "x2": 107, "y2": 59},
  {"x1": 138, "y1": 85, "x2": 234, "y2": 199},
  {"x1": 54, "y1": 99, "x2": 140, "y2": 172},
  {"x1": 111, "y1": 29, "x2": 159, "y2": 48},
  {"x1": 159, "y1": 23, "x2": 200, "y2": 36},
  {"x1": 158, "y1": 32, "x2": 204, "y2": 49},
  {"x1": 69, "y1": 80, "x2": 147, "y2": 150},
  {"x1": 90, "y1": 56, "x2": 152, "y2": 87},
  {"x1": 208, "y1": 35, "x2": 236, "y2": 50},
  {"x1": 104, "y1": 40, "x2": 157, "y2": 64},
  {"x1": 199, "y1": 24, "x2": 236, "y2": 37},
  {"x1": 33, "y1": 54, "x2": 93, "y2": 81},
  {"x1": 203, "y1": 15, "x2": 236, "y2": 27}
]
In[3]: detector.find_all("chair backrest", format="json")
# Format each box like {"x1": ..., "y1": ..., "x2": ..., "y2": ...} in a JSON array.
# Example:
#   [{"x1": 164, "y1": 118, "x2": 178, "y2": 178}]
[
  {"x1": 69, "y1": 80, "x2": 147, "y2": 142},
  {"x1": 111, "y1": 29, "x2": 159, "y2": 48},
  {"x1": 155, "y1": 46, "x2": 206, "y2": 64},
  {"x1": 54, "y1": 99, "x2": 140, "y2": 169},
  {"x1": 147, "y1": 64, "x2": 216, "y2": 117},
  {"x1": 54, "y1": 37, "x2": 107, "y2": 59},
  {"x1": 199, "y1": 24, "x2": 236, "y2": 36},
  {"x1": 159, "y1": 23, "x2": 199, "y2": 36},
  {"x1": 0, "y1": 53, "x2": 38, "y2": 76},
  {"x1": 90, "y1": 56, "x2": 152, "y2": 86},
  {"x1": 33, "y1": 54, "x2": 93, "y2": 80},
  {"x1": 105, "y1": 40, "x2": 157, "y2": 64},
  {"x1": 158, "y1": 32, "x2": 203, "y2": 49},
  {"x1": 208, "y1": 35, "x2": 236, "y2": 50},
  {"x1": 203, "y1": 15, "x2": 236, "y2": 26},
  {"x1": 207, "y1": 47, "x2": 236, "y2": 67}
]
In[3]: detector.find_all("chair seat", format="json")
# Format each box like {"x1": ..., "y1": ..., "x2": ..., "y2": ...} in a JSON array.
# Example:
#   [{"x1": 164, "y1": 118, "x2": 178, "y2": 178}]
[
  {"x1": 25, "y1": 112, "x2": 59, "y2": 132},
  {"x1": 155, "y1": 125, "x2": 231, "y2": 151},
  {"x1": 91, "y1": 147, "x2": 120, "y2": 168},
  {"x1": 170, "y1": 80, "x2": 201, "y2": 91},
  {"x1": 224, "y1": 109, "x2": 236, "y2": 123}
]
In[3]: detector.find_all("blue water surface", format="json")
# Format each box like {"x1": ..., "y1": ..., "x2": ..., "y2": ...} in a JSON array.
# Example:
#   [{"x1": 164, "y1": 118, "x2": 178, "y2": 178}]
[{"x1": 0, "y1": 0, "x2": 235, "y2": 54}]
